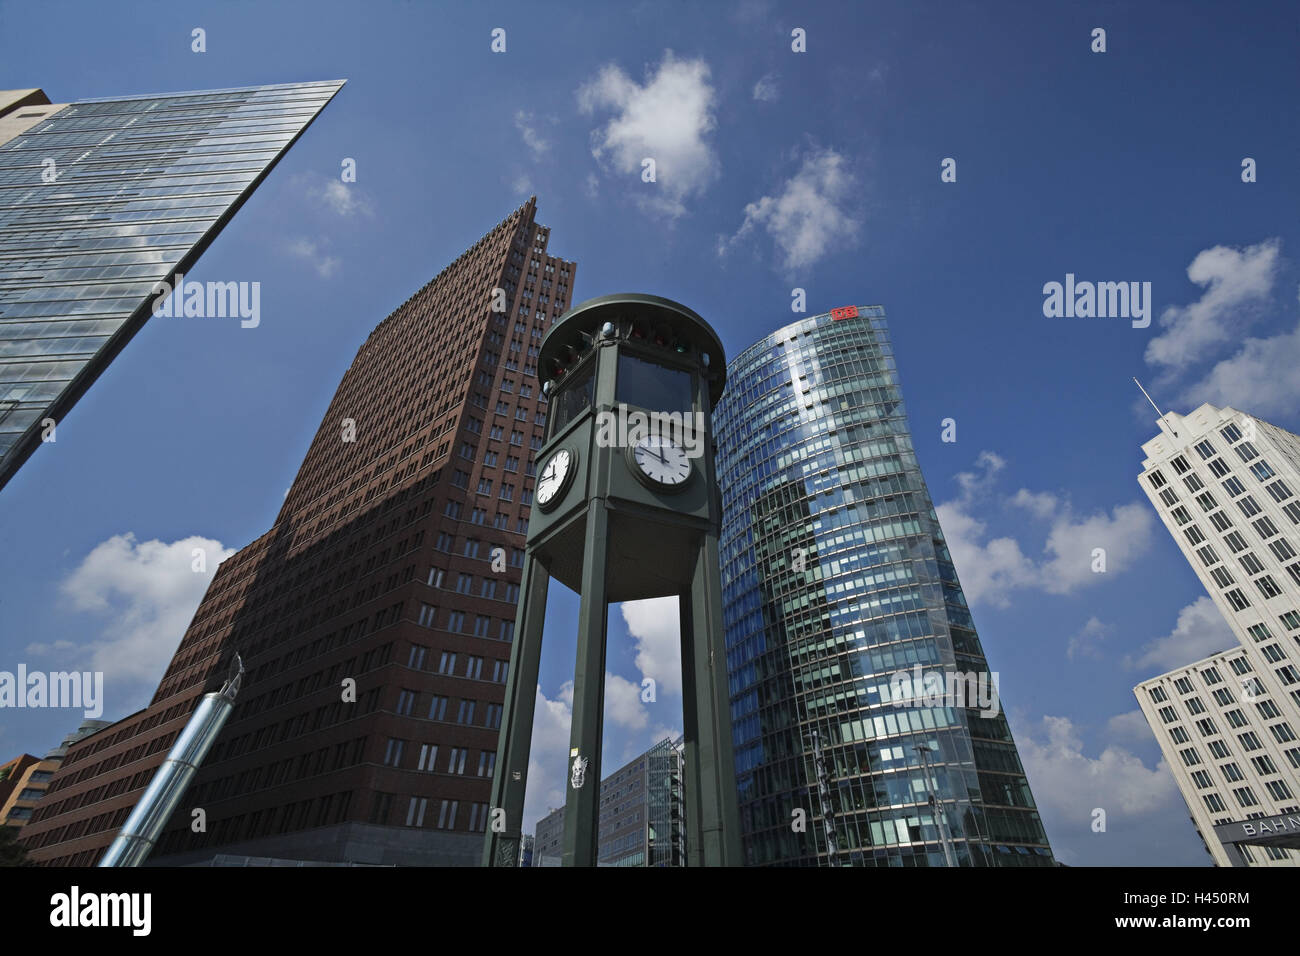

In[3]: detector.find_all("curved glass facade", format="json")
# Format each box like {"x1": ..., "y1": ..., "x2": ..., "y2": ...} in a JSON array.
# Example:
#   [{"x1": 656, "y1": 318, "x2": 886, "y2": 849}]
[{"x1": 713, "y1": 306, "x2": 1054, "y2": 866}]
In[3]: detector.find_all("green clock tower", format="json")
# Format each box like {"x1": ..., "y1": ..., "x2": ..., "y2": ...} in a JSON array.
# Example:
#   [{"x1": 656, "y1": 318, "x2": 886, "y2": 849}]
[{"x1": 483, "y1": 293, "x2": 742, "y2": 867}]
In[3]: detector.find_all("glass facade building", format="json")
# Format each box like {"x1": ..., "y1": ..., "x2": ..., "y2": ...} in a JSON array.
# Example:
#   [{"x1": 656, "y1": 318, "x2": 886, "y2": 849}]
[
  {"x1": 0, "y1": 80, "x2": 345, "y2": 489},
  {"x1": 713, "y1": 305, "x2": 1054, "y2": 866}
]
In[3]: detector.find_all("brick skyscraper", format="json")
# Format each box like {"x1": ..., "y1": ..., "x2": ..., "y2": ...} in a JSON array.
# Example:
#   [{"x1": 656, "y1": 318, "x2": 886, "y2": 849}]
[{"x1": 21, "y1": 198, "x2": 574, "y2": 865}]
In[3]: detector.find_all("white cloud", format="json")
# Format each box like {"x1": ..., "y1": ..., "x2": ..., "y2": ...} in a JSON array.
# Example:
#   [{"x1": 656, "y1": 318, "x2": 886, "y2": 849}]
[
  {"x1": 935, "y1": 452, "x2": 1155, "y2": 607},
  {"x1": 583, "y1": 171, "x2": 600, "y2": 199},
  {"x1": 719, "y1": 148, "x2": 860, "y2": 272},
  {"x1": 752, "y1": 72, "x2": 779, "y2": 102},
  {"x1": 578, "y1": 51, "x2": 719, "y2": 218},
  {"x1": 604, "y1": 672, "x2": 649, "y2": 730},
  {"x1": 510, "y1": 172, "x2": 534, "y2": 196},
  {"x1": 1066, "y1": 616, "x2": 1110, "y2": 662},
  {"x1": 1178, "y1": 316, "x2": 1300, "y2": 419},
  {"x1": 1125, "y1": 596, "x2": 1236, "y2": 673},
  {"x1": 285, "y1": 237, "x2": 341, "y2": 279},
  {"x1": 513, "y1": 110, "x2": 550, "y2": 159},
  {"x1": 1144, "y1": 239, "x2": 1280, "y2": 374},
  {"x1": 1016, "y1": 714, "x2": 1202, "y2": 865},
  {"x1": 524, "y1": 682, "x2": 574, "y2": 833},
  {"x1": 297, "y1": 171, "x2": 373, "y2": 219},
  {"x1": 32, "y1": 533, "x2": 234, "y2": 690},
  {"x1": 1105, "y1": 709, "x2": 1156, "y2": 745},
  {"x1": 621, "y1": 596, "x2": 681, "y2": 696}
]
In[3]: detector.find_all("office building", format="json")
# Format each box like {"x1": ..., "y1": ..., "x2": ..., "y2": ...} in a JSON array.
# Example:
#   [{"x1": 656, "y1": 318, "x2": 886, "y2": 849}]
[
  {"x1": 0, "y1": 80, "x2": 344, "y2": 490},
  {"x1": 713, "y1": 304, "x2": 1055, "y2": 866},
  {"x1": 0, "y1": 719, "x2": 112, "y2": 832},
  {"x1": 532, "y1": 735, "x2": 687, "y2": 867},
  {"x1": 1135, "y1": 402, "x2": 1300, "y2": 866},
  {"x1": 20, "y1": 197, "x2": 574, "y2": 865}
]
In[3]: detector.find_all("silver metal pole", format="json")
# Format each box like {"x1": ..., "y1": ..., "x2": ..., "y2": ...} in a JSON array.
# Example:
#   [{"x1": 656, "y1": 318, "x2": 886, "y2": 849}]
[{"x1": 99, "y1": 656, "x2": 244, "y2": 867}]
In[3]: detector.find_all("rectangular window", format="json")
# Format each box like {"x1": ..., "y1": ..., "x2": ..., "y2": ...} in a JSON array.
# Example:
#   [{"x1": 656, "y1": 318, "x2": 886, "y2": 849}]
[
  {"x1": 1221, "y1": 475, "x2": 1246, "y2": 496},
  {"x1": 417, "y1": 743, "x2": 438, "y2": 771},
  {"x1": 396, "y1": 689, "x2": 417, "y2": 716},
  {"x1": 428, "y1": 695, "x2": 447, "y2": 720},
  {"x1": 406, "y1": 796, "x2": 428, "y2": 827},
  {"x1": 1194, "y1": 440, "x2": 1216, "y2": 460}
]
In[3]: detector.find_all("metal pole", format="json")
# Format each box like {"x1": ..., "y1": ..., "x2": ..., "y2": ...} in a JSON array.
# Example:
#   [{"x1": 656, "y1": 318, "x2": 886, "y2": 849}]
[
  {"x1": 99, "y1": 656, "x2": 244, "y2": 867},
  {"x1": 914, "y1": 740, "x2": 957, "y2": 867}
]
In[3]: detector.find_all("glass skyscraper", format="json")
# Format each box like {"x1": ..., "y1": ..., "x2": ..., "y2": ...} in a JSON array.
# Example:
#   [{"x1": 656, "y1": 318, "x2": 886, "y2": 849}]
[
  {"x1": 713, "y1": 305, "x2": 1054, "y2": 866},
  {"x1": 0, "y1": 80, "x2": 344, "y2": 490}
]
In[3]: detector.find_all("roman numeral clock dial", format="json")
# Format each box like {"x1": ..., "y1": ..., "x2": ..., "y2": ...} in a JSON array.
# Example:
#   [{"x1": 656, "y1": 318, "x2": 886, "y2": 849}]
[{"x1": 629, "y1": 435, "x2": 692, "y2": 491}]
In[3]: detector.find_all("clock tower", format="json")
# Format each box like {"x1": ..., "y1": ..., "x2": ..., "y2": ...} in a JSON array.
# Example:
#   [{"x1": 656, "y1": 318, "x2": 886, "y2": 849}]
[{"x1": 483, "y1": 293, "x2": 743, "y2": 866}]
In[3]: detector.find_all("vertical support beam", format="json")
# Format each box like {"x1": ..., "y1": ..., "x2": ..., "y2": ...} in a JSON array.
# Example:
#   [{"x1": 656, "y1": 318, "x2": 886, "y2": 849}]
[
  {"x1": 482, "y1": 552, "x2": 549, "y2": 866},
  {"x1": 681, "y1": 532, "x2": 744, "y2": 865},
  {"x1": 561, "y1": 500, "x2": 610, "y2": 866}
]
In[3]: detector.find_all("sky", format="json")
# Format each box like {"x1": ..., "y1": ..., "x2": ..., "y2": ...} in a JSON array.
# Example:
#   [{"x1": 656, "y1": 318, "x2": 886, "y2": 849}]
[{"x1": 1, "y1": 0, "x2": 1299, "y2": 866}]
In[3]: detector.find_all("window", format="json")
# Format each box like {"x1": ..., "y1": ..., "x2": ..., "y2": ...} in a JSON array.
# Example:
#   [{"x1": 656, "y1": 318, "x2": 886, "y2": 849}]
[
  {"x1": 383, "y1": 738, "x2": 405, "y2": 767},
  {"x1": 437, "y1": 799, "x2": 459, "y2": 829},
  {"x1": 1183, "y1": 473, "x2": 1205, "y2": 492},
  {"x1": 428, "y1": 695, "x2": 448, "y2": 720},
  {"x1": 1186, "y1": 697, "x2": 1207, "y2": 715},
  {"x1": 1220, "y1": 761, "x2": 1244, "y2": 782},
  {"x1": 1208, "y1": 458, "x2": 1231, "y2": 478},
  {"x1": 1174, "y1": 677, "x2": 1194, "y2": 695},
  {"x1": 1235, "y1": 442, "x2": 1260, "y2": 463},
  {"x1": 548, "y1": 359, "x2": 597, "y2": 435},
  {"x1": 408, "y1": 644, "x2": 428, "y2": 668},
  {"x1": 1237, "y1": 731, "x2": 1262, "y2": 751},
  {"x1": 1209, "y1": 567, "x2": 1235, "y2": 588},
  {"x1": 1196, "y1": 492, "x2": 1219, "y2": 513},
  {"x1": 456, "y1": 573, "x2": 474, "y2": 594},
  {"x1": 1236, "y1": 496, "x2": 1262, "y2": 518},
  {"x1": 438, "y1": 651, "x2": 457, "y2": 674},
  {"x1": 1149, "y1": 685, "x2": 1169, "y2": 703},
  {"x1": 1179, "y1": 747, "x2": 1201, "y2": 767},
  {"x1": 1194, "y1": 440, "x2": 1216, "y2": 460},
  {"x1": 1159, "y1": 488, "x2": 1179, "y2": 508},
  {"x1": 1232, "y1": 786, "x2": 1259, "y2": 808},
  {"x1": 1265, "y1": 779, "x2": 1294, "y2": 802},
  {"x1": 1268, "y1": 538, "x2": 1297, "y2": 562},
  {"x1": 417, "y1": 743, "x2": 438, "y2": 771},
  {"x1": 447, "y1": 748, "x2": 467, "y2": 775},
  {"x1": 418, "y1": 603, "x2": 438, "y2": 627},
  {"x1": 1247, "y1": 623, "x2": 1272, "y2": 643},
  {"x1": 1250, "y1": 461, "x2": 1277, "y2": 482},
  {"x1": 1202, "y1": 666, "x2": 1223, "y2": 685},
  {"x1": 1190, "y1": 770, "x2": 1213, "y2": 789},
  {"x1": 447, "y1": 612, "x2": 465, "y2": 633},
  {"x1": 1198, "y1": 544, "x2": 1222, "y2": 566},
  {"x1": 1212, "y1": 687, "x2": 1235, "y2": 707},
  {"x1": 457, "y1": 699, "x2": 476, "y2": 724},
  {"x1": 477, "y1": 751, "x2": 497, "y2": 777},
  {"x1": 1255, "y1": 575, "x2": 1283, "y2": 600},
  {"x1": 1195, "y1": 717, "x2": 1218, "y2": 737},
  {"x1": 396, "y1": 689, "x2": 417, "y2": 716},
  {"x1": 1221, "y1": 475, "x2": 1246, "y2": 497},
  {"x1": 466, "y1": 656, "x2": 484, "y2": 680},
  {"x1": 486, "y1": 703, "x2": 503, "y2": 729},
  {"x1": 1207, "y1": 739, "x2": 1231, "y2": 759},
  {"x1": 1209, "y1": 511, "x2": 1234, "y2": 533},
  {"x1": 406, "y1": 797, "x2": 428, "y2": 827},
  {"x1": 1220, "y1": 422, "x2": 1243, "y2": 443},
  {"x1": 474, "y1": 615, "x2": 491, "y2": 637},
  {"x1": 1171, "y1": 455, "x2": 1190, "y2": 475},
  {"x1": 1266, "y1": 480, "x2": 1294, "y2": 503},
  {"x1": 492, "y1": 659, "x2": 509, "y2": 682},
  {"x1": 1184, "y1": 526, "x2": 1206, "y2": 546},
  {"x1": 1224, "y1": 531, "x2": 1248, "y2": 553},
  {"x1": 1225, "y1": 588, "x2": 1251, "y2": 611},
  {"x1": 1271, "y1": 722, "x2": 1298, "y2": 743}
]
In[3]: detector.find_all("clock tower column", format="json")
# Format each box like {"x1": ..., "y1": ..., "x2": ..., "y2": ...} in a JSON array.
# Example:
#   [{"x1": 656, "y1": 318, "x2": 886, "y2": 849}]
[{"x1": 483, "y1": 293, "x2": 743, "y2": 867}]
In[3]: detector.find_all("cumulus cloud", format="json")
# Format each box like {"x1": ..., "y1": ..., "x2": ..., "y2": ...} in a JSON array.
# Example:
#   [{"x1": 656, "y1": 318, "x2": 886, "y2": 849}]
[
  {"x1": 1178, "y1": 316, "x2": 1300, "y2": 419},
  {"x1": 719, "y1": 148, "x2": 861, "y2": 272},
  {"x1": 935, "y1": 452, "x2": 1155, "y2": 607},
  {"x1": 752, "y1": 72, "x2": 779, "y2": 102},
  {"x1": 578, "y1": 51, "x2": 719, "y2": 218},
  {"x1": 1125, "y1": 596, "x2": 1236, "y2": 673},
  {"x1": 1016, "y1": 714, "x2": 1203, "y2": 866},
  {"x1": 296, "y1": 171, "x2": 374, "y2": 219},
  {"x1": 285, "y1": 237, "x2": 341, "y2": 279},
  {"x1": 1066, "y1": 616, "x2": 1111, "y2": 662},
  {"x1": 524, "y1": 682, "x2": 574, "y2": 833},
  {"x1": 1144, "y1": 239, "x2": 1279, "y2": 374},
  {"x1": 31, "y1": 533, "x2": 234, "y2": 692},
  {"x1": 1105, "y1": 709, "x2": 1156, "y2": 745},
  {"x1": 513, "y1": 110, "x2": 550, "y2": 159},
  {"x1": 621, "y1": 596, "x2": 682, "y2": 696}
]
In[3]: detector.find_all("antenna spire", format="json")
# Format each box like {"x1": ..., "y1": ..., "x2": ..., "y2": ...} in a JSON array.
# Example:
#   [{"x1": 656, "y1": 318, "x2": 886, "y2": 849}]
[{"x1": 1134, "y1": 378, "x2": 1178, "y2": 438}]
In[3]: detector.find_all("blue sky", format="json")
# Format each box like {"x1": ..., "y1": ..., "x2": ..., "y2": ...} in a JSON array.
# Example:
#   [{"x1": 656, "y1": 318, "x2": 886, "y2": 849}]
[{"x1": 2, "y1": 0, "x2": 1298, "y2": 865}]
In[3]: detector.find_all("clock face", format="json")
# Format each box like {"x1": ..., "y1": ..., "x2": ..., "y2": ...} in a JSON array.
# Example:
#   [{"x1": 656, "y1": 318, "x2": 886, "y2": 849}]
[
  {"x1": 631, "y1": 435, "x2": 692, "y2": 490},
  {"x1": 535, "y1": 448, "x2": 573, "y2": 509}
]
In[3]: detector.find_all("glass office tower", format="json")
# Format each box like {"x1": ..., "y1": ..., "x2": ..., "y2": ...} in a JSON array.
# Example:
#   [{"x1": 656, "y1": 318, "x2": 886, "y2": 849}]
[
  {"x1": 0, "y1": 80, "x2": 344, "y2": 490},
  {"x1": 714, "y1": 305, "x2": 1054, "y2": 866}
]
